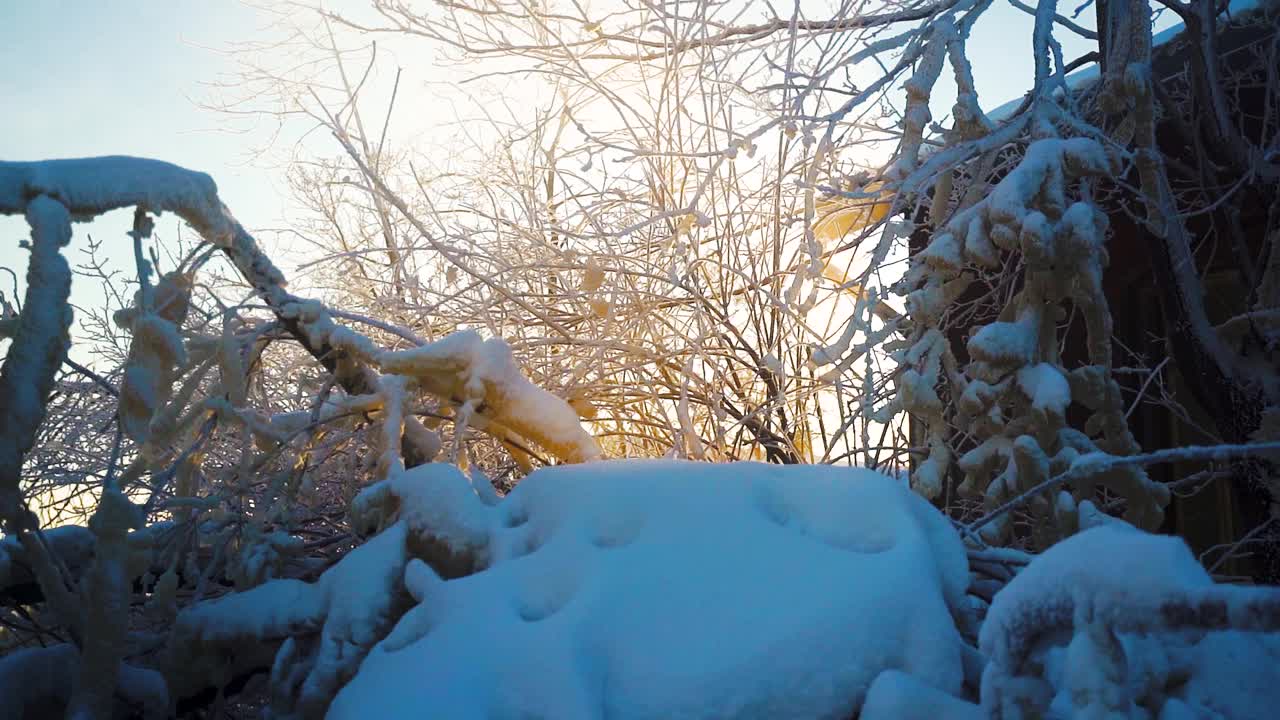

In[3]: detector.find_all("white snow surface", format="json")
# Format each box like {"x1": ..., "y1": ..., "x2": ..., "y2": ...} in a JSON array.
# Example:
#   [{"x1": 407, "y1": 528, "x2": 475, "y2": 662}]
[
  {"x1": 1015, "y1": 362, "x2": 1071, "y2": 419},
  {"x1": 980, "y1": 525, "x2": 1280, "y2": 719},
  {"x1": 0, "y1": 156, "x2": 222, "y2": 219},
  {"x1": 981, "y1": 525, "x2": 1211, "y2": 670},
  {"x1": 329, "y1": 460, "x2": 969, "y2": 719}
]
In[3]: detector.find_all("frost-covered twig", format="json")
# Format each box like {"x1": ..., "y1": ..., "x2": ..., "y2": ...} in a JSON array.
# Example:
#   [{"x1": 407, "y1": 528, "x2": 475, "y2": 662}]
[{"x1": 965, "y1": 441, "x2": 1280, "y2": 536}]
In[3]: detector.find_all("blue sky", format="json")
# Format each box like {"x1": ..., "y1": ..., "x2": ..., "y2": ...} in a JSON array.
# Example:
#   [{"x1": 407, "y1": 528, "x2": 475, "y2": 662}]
[
  {"x1": 0, "y1": 0, "x2": 1126, "y2": 232},
  {"x1": 0, "y1": 1, "x2": 288, "y2": 355},
  {"x1": 0, "y1": 0, "x2": 281, "y2": 219}
]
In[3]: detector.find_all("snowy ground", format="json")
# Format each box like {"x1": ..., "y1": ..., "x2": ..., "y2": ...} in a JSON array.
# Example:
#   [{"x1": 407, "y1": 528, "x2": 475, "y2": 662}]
[
  {"x1": 331, "y1": 461, "x2": 968, "y2": 719},
  {"x1": 157, "y1": 460, "x2": 1280, "y2": 719}
]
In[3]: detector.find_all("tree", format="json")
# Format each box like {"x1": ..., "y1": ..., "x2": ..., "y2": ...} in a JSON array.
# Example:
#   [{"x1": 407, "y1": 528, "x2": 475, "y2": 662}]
[
  {"x1": 239, "y1": 0, "x2": 1279, "y2": 570},
  {"x1": 3, "y1": 1, "x2": 1280, "y2": 717}
]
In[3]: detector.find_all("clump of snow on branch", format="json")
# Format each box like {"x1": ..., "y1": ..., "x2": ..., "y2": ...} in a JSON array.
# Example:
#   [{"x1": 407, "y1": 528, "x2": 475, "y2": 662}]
[
  {"x1": 979, "y1": 525, "x2": 1280, "y2": 719},
  {"x1": 378, "y1": 330, "x2": 602, "y2": 465},
  {"x1": 279, "y1": 300, "x2": 600, "y2": 467},
  {"x1": 895, "y1": 135, "x2": 1169, "y2": 543},
  {"x1": 115, "y1": 270, "x2": 193, "y2": 443}
]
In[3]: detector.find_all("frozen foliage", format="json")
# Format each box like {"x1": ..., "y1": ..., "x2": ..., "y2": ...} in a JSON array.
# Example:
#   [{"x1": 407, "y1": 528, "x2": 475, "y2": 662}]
[
  {"x1": 1, "y1": 155, "x2": 604, "y2": 718},
  {"x1": 1, "y1": 156, "x2": 598, "y2": 473},
  {"x1": 897, "y1": 134, "x2": 1169, "y2": 544},
  {"x1": 979, "y1": 526, "x2": 1280, "y2": 719},
  {"x1": 181, "y1": 460, "x2": 970, "y2": 719},
  {"x1": 115, "y1": 270, "x2": 193, "y2": 443}
]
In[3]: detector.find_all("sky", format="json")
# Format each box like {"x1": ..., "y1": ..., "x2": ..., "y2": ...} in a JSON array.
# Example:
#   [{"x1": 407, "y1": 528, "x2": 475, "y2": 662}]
[
  {"x1": 0, "y1": 1, "x2": 282, "y2": 218},
  {"x1": 0, "y1": 0, "x2": 1128, "y2": 222},
  {"x1": 0, "y1": 1, "x2": 291, "y2": 356},
  {"x1": 0, "y1": 0, "x2": 1116, "y2": 200}
]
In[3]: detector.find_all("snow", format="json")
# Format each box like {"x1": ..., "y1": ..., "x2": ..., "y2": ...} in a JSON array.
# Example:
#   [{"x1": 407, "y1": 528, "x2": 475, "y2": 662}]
[
  {"x1": 985, "y1": 138, "x2": 1112, "y2": 229},
  {"x1": 917, "y1": 231, "x2": 964, "y2": 273},
  {"x1": 980, "y1": 525, "x2": 1280, "y2": 718},
  {"x1": 329, "y1": 460, "x2": 970, "y2": 719},
  {"x1": 11, "y1": 464, "x2": 1280, "y2": 718},
  {"x1": 171, "y1": 521, "x2": 411, "y2": 714},
  {"x1": 0, "y1": 644, "x2": 167, "y2": 720},
  {"x1": 0, "y1": 156, "x2": 223, "y2": 223},
  {"x1": 1016, "y1": 362, "x2": 1071, "y2": 421},
  {"x1": 863, "y1": 670, "x2": 983, "y2": 720},
  {"x1": 118, "y1": 306, "x2": 188, "y2": 443},
  {"x1": 379, "y1": 330, "x2": 602, "y2": 463},
  {"x1": 0, "y1": 525, "x2": 95, "y2": 588},
  {"x1": 967, "y1": 307, "x2": 1040, "y2": 367},
  {"x1": 981, "y1": 525, "x2": 1208, "y2": 669},
  {"x1": 351, "y1": 464, "x2": 491, "y2": 557},
  {"x1": 0, "y1": 156, "x2": 286, "y2": 291}
]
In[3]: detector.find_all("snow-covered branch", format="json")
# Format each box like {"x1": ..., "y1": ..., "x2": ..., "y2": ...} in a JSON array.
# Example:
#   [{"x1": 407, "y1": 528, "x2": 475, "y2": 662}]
[{"x1": 0, "y1": 156, "x2": 600, "y2": 467}]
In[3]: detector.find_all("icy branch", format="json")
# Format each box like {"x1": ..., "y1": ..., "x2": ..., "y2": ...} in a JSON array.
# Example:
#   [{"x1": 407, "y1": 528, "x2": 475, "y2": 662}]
[
  {"x1": 0, "y1": 195, "x2": 73, "y2": 533},
  {"x1": 0, "y1": 156, "x2": 599, "y2": 466}
]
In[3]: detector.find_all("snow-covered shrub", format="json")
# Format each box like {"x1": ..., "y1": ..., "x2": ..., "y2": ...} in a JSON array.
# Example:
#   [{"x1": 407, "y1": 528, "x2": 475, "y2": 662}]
[
  {"x1": 892, "y1": 133, "x2": 1170, "y2": 545},
  {"x1": 979, "y1": 526, "x2": 1280, "y2": 719},
  {"x1": 0, "y1": 156, "x2": 604, "y2": 717},
  {"x1": 164, "y1": 460, "x2": 972, "y2": 718}
]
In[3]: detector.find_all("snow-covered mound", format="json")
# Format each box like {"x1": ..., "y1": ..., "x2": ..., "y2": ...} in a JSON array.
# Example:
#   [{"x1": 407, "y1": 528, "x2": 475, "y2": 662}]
[
  {"x1": 329, "y1": 460, "x2": 970, "y2": 719},
  {"x1": 980, "y1": 525, "x2": 1280, "y2": 719}
]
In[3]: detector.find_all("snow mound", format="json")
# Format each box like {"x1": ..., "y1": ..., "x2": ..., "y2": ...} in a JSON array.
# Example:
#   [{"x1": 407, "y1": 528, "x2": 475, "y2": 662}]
[
  {"x1": 329, "y1": 460, "x2": 969, "y2": 719},
  {"x1": 980, "y1": 525, "x2": 1280, "y2": 719}
]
